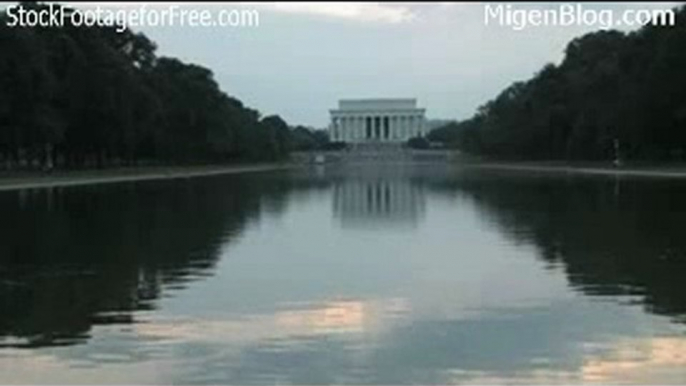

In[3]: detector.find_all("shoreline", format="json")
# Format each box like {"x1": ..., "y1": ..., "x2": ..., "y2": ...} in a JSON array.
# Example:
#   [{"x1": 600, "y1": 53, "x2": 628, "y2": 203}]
[
  {"x1": 466, "y1": 162, "x2": 686, "y2": 179},
  {"x1": 0, "y1": 163, "x2": 294, "y2": 192},
  {"x1": 4, "y1": 160, "x2": 686, "y2": 192}
]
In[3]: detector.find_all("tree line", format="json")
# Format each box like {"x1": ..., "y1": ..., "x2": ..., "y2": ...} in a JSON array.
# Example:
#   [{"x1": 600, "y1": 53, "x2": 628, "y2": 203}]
[
  {"x1": 0, "y1": 2, "x2": 329, "y2": 170},
  {"x1": 429, "y1": 5, "x2": 686, "y2": 162}
]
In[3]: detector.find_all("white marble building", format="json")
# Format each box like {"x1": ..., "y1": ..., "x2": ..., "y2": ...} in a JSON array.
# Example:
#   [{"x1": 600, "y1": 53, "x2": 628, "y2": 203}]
[{"x1": 329, "y1": 98, "x2": 426, "y2": 143}]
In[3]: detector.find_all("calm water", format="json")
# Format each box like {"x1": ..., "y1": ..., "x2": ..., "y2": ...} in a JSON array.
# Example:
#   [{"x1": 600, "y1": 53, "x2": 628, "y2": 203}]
[{"x1": 1, "y1": 165, "x2": 685, "y2": 384}]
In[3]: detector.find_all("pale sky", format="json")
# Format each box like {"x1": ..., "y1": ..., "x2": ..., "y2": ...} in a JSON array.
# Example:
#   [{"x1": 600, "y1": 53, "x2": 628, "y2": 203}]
[{"x1": 7, "y1": 2, "x2": 685, "y2": 127}]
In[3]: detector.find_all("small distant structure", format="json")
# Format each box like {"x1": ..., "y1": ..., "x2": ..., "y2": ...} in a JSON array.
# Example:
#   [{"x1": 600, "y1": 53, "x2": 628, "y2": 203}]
[
  {"x1": 428, "y1": 141, "x2": 445, "y2": 149},
  {"x1": 425, "y1": 119, "x2": 456, "y2": 132},
  {"x1": 613, "y1": 138, "x2": 623, "y2": 167}
]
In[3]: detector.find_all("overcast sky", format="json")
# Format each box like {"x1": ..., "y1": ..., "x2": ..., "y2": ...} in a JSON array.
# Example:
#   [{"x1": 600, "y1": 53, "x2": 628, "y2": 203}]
[{"x1": 9, "y1": 2, "x2": 684, "y2": 127}]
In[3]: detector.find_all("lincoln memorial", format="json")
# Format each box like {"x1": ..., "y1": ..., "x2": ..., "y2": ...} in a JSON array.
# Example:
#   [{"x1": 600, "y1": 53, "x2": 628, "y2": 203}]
[{"x1": 329, "y1": 98, "x2": 426, "y2": 144}]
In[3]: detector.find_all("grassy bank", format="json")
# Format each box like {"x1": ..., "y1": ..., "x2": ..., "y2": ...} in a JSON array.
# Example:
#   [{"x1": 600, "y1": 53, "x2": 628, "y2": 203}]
[
  {"x1": 0, "y1": 163, "x2": 294, "y2": 192},
  {"x1": 6, "y1": 159, "x2": 686, "y2": 193},
  {"x1": 467, "y1": 160, "x2": 686, "y2": 179}
]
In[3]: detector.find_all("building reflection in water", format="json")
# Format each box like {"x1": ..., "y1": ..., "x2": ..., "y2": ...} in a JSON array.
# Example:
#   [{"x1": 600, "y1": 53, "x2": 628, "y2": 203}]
[{"x1": 332, "y1": 171, "x2": 426, "y2": 229}]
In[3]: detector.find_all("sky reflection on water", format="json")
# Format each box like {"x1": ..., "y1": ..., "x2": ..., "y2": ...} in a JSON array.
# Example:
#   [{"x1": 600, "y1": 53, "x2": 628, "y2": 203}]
[{"x1": 1, "y1": 165, "x2": 685, "y2": 384}]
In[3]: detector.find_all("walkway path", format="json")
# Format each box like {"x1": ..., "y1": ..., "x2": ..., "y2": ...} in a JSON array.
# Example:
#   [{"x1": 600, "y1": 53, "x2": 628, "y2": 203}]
[{"x1": 0, "y1": 164, "x2": 292, "y2": 192}]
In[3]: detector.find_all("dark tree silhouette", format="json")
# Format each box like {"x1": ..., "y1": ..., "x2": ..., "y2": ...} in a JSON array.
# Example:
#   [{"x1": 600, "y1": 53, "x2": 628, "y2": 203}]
[
  {"x1": 431, "y1": 5, "x2": 686, "y2": 162},
  {"x1": 0, "y1": 2, "x2": 301, "y2": 169}
]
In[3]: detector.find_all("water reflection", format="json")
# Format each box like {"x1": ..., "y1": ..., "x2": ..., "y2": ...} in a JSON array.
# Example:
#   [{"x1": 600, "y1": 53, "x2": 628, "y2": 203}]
[
  {"x1": 0, "y1": 171, "x2": 328, "y2": 349},
  {"x1": 333, "y1": 168, "x2": 426, "y2": 229},
  {"x1": 426, "y1": 170, "x2": 686, "y2": 323},
  {"x1": 1, "y1": 166, "x2": 686, "y2": 384}
]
